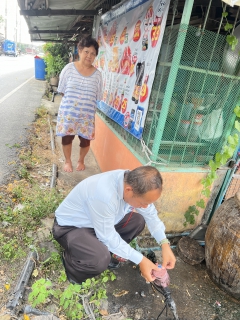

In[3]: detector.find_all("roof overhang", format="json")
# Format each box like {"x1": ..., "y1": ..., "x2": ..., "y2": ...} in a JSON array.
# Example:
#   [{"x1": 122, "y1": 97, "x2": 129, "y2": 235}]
[
  {"x1": 17, "y1": 0, "x2": 240, "y2": 43},
  {"x1": 17, "y1": 0, "x2": 111, "y2": 43}
]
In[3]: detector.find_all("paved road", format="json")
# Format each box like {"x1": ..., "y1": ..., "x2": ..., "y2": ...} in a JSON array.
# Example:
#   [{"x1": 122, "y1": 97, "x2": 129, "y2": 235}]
[{"x1": 0, "y1": 54, "x2": 46, "y2": 185}]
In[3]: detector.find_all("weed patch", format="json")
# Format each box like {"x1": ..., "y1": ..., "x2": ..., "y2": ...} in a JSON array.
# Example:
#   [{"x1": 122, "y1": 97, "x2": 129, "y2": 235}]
[
  {"x1": 0, "y1": 106, "x2": 117, "y2": 320},
  {"x1": 28, "y1": 270, "x2": 116, "y2": 320}
]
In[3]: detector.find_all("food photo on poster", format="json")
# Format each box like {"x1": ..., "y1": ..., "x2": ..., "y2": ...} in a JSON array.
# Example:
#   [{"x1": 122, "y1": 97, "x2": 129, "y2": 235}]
[{"x1": 96, "y1": 0, "x2": 170, "y2": 139}]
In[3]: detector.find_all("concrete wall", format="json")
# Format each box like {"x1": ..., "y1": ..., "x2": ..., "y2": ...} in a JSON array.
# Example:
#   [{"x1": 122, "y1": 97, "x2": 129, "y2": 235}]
[{"x1": 91, "y1": 114, "x2": 208, "y2": 232}]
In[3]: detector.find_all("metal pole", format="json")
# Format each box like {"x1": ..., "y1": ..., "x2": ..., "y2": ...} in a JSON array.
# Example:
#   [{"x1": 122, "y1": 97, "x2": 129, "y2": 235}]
[
  {"x1": 146, "y1": 1, "x2": 179, "y2": 147},
  {"x1": 6, "y1": 251, "x2": 37, "y2": 311},
  {"x1": 202, "y1": 0, "x2": 212, "y2": 32},
  {"x1": 4, "y1": 0, "x2": 7, "y2": 39},
  {"x1": 15, "y1": 4, "x2": 18, "y2": 44},
  {"x1": 48, "y1": 116, "x2": 55, "y2": 153},
  {"x1": 218, "y1": 4, "x2": 227, "y2": 34},
  {"x1": 151, "y1": 0, "x2": 194, "y2": 161},
  {"x1": 232, "y1": 6, "x2": 240, "y2": 34},
  {"x1": 48, "y1": 116, "x2": 58, "y2": 188}
]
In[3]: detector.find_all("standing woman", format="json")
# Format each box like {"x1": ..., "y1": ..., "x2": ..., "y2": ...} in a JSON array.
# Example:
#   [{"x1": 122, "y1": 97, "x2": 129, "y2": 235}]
[{"x1": 56, "y1": 37, "x2": 103, "y2": 172}]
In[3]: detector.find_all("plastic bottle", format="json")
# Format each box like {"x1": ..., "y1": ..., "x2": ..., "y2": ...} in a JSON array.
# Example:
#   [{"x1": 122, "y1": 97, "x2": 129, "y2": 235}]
[
  {"x1": 132, "y1": 62, "x2": 141, "y2": 101},
  {"x1": 152, "y1": 264, "x2": 170, "y2": 287},
  {"x1": 134, "y1": 61, "x2": 145, "y2": 104}
]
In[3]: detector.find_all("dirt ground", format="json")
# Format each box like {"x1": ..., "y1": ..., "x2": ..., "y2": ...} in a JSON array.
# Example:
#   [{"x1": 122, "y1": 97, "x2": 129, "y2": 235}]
[
  {"x1": 105, "y1": 248, "x2": 240, "y2": 320},
  {"x1": 0, "y1": 97, "x2": 240, "y2": 320}
]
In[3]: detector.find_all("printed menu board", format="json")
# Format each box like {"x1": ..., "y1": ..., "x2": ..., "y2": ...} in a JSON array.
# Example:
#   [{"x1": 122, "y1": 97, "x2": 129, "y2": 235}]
[{"x1": 96, "y1": 0, "x2": 170, "y2": 139}]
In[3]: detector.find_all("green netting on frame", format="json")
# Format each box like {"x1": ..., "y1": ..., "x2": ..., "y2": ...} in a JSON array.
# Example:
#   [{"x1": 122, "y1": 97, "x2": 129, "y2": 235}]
[{"x1": 97, "y1": 23, "x2": 240, "y2": 167}]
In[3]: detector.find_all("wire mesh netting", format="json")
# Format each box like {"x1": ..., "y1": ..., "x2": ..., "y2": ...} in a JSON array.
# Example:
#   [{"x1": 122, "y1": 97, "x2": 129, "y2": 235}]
[
  {"x1": 97, "y1": 23, "x2": 240, "y2": 167},
  {"x1": 225, "y1": 174, "x2": 240, "y2": 200},
  {"x1": 224, "y1": 160, "x2": 240, "y2": 200}
]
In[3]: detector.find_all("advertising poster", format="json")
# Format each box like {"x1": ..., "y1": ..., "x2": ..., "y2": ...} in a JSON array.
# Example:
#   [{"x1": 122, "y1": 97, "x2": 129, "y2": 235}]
[{"x1": 95, "y1": 0, "x2": 170, "y2": 139}]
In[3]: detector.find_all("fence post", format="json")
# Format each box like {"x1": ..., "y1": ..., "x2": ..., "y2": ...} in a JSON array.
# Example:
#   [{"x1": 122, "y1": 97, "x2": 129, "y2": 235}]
[{"x1": 151, "y1": 0, "x2": 194, "y2": 162}]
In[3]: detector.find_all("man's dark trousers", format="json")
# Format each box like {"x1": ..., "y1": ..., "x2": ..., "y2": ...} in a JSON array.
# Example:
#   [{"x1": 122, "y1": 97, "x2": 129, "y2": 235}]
[{"x1": 52, "y1": 212, "x2": 145, "y2": 283}]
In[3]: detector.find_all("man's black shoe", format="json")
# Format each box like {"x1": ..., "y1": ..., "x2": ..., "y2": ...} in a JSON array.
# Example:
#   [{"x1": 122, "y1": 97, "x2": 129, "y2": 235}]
[
  {"x1": 108, "y1": 257, "x2": 121, "y2": 269},
  {"x1": 61, "y1": 251, "x2": 81, "y2": 285}
]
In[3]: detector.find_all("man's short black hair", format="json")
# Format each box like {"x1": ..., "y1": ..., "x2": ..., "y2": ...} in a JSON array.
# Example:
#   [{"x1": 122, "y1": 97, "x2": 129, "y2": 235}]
[
  {"x1": 124, "y1": 166, "x2": 163, "y2": 195},
  {"x1": 77, "y1": 36, "x2": 99, "y2": 56}
]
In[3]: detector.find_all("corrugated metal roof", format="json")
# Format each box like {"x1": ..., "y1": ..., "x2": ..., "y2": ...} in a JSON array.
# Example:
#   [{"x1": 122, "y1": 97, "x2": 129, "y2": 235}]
[
  {"x1": 18, "y1": 0, "x2": 239, "y2": 43},
  {"x1": 17, "y1": 0, "x2": 121, "y2": 42}
]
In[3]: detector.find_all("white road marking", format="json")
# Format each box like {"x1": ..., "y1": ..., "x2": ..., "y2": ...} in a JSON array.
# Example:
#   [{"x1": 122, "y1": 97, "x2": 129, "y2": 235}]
[{"x1": 0, "y1": 76, "x2": 35, "y2": 104}]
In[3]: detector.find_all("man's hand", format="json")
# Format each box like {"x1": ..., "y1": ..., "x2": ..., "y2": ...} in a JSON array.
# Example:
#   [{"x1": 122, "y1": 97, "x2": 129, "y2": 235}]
[
  {"x1": 161, "y1": 243, "x2": 176, "y2": 269},
  {"x1": 139, "y1": 256, "x2": 160, "y2": 282}
]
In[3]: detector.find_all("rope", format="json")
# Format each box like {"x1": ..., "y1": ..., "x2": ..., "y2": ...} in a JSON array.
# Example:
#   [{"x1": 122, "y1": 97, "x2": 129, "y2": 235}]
[{"x1": 140, "y1": 139, "x2": 167, "y2": 166}]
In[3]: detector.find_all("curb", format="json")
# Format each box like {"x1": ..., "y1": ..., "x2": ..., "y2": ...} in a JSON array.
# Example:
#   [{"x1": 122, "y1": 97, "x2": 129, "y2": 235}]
[{"x1": 48, "y1": 115, "x2": 58, "y2": 188}]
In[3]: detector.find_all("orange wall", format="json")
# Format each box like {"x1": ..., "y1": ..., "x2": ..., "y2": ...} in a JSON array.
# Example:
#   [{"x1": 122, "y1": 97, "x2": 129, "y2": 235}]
[
  {"x1": 91, "y1": 114, "x2": 208, "y2": 232},
  {"x1": 91, "y1": 114, "x2": 142, "y2": 171}
]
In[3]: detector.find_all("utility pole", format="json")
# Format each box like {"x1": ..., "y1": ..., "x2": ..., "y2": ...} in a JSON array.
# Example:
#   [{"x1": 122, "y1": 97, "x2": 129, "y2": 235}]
[
  {"x1": 4, "y1": 0, "x2": 7, "y2": 39},
  {"x1": 15, "y1": 2, "x2": 18, "y2": 44},
  {"x1": 19, "y1": 16, "x2": 21, "y2": 43}
]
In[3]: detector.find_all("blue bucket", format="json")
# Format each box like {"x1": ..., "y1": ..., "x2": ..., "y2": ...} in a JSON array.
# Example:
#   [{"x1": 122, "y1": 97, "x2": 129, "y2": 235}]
[{"x1": 34, "y1": 56, "x2": 46, "y2": 80}]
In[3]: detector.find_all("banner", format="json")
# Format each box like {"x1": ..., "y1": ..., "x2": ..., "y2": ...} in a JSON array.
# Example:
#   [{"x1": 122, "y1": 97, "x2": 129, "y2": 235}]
[{"x1": 96, "y1": 0, "x2": 170, "y2": 139}]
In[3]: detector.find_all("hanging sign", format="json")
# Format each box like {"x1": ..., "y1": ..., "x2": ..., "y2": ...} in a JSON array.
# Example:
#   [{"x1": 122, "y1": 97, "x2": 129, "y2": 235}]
[{"x1": 95, "y1": 0, "x2": 170, "y2": 139}]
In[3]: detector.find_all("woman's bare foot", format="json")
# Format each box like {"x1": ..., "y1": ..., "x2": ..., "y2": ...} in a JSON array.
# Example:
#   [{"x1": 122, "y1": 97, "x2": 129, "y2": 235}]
[
  {"x1": 76, "y1": 161, "x2": 85, "y2": 171},
  {"x1": 64, "y1": 162, "x2": 73, "y2": 172}
]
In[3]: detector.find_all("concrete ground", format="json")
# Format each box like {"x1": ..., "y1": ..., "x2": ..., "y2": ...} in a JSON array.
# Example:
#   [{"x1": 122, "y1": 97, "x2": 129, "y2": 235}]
[
  {"x1": 43, "y1": 94, "x2": 101, "y2": 187},
  {"x1": 40, "y1": 95, "x2": 240, "y2": 320}
]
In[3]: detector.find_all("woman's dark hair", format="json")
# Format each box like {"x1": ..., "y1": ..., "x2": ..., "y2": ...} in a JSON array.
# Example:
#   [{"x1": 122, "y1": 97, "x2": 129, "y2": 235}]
[
  {"x1": 77, "y1": 36, "x2": 99, "y2": 56},
  {"x1": 124, "y1": 166, "x2": 163, "y2": 195}
]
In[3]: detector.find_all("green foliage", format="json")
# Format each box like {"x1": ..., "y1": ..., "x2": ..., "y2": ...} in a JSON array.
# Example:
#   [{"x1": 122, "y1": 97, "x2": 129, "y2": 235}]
[
  {"x1": 201, "y1": 188, "x2": 211, "y2": 198},
  {"x1": 5, "y1": 143, "x2": 21, "y2": 149},
  {"x1": 184, "y1": 104, "x2": 240, "y2": 226},
  {"x1": 36, "y1": 106, "x2": 48, "y2": 118},
  {"x1": 234, "y1": 106, "x2": 240, "y2": 117},
  {"x1": 129, "y1": 238, "x2": 137, "y2": 249},
  {"x1": 59, "y1": 284, "x2": 84, "y2": 319},
  {"x1": 0, "y1": 183, "x2": 64, "y2": 231},
  {"x1": 184, "y1": 205, "x2": 199, "y2": 227},
  {"x1": 58, "y1": 270, "x2": 67, "y2": 283},
  {"x1": 196, "y1": 199, "x2": 205, "y2": 209},
  {"x1": 42, "y1": 43, "x2": 70, "y2": 80},
  {"x1": 235, "y1": 120, "x2": 240, "y2": 132},
  {"x1": 29, "y1": 269, "x2": 116, "y2": 320},
  {"x1": 41, "y1": 251, "x2": 61, "y2": 267},
  {"x1": 227, "y1": 35, "x2": 238, "y2": 51},
  {"x1": 222, "y1": 11, "x2": 228, "y2": 18},
  {"x1": 222, "y1": 11, "x2": 238, "y2": 51},
  {"x1": 0, "y1": 105, "x2": 67, "y2": 277},
  {"x1": 0, "y1": 234, "x2": 26, "y2": 260},
  {"x1": 224, "y1": 23, "x2": 233, "y2": 32},
  {"x1": 28, "y1": 278, "x2": 54, "y2": 307},
  {"x1": 18, "y1": 165, "x2": 31, "y2": 180}
]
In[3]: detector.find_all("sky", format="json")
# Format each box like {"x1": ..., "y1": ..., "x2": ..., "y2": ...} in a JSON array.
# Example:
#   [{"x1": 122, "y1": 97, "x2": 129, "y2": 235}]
[{"x1": 0, "y1": 0, "x2": 42, "y2": 45}]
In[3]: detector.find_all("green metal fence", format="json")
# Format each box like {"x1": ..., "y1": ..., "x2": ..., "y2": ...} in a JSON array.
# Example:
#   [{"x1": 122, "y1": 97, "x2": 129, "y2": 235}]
[
  {"x1": 144, "y1": 23, "x2": 240, "y2": 167},
  {"x1": 97, "y1": 16, "x2": 240, "y2": 168}
]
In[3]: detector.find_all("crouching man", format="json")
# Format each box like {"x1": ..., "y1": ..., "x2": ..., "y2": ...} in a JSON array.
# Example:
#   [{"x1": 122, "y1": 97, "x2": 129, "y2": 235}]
[{"x1": 52, "y1": 166, "x2": 176, "y2": 284}]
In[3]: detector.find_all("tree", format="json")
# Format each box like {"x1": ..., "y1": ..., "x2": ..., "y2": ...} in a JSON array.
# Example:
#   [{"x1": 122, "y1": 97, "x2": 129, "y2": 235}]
[{"x1": 43, "y1": 43, "x2": 70, "y2": 80}]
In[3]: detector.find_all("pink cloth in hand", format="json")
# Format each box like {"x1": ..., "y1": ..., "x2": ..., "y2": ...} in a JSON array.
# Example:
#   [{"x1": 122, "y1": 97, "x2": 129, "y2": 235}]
[
  {"x1": 151, "y1": 264, "x2": 170, "y2": 287},
  {"x1": 112, "y1": 253, "x2": 127, "y2": 262}
]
